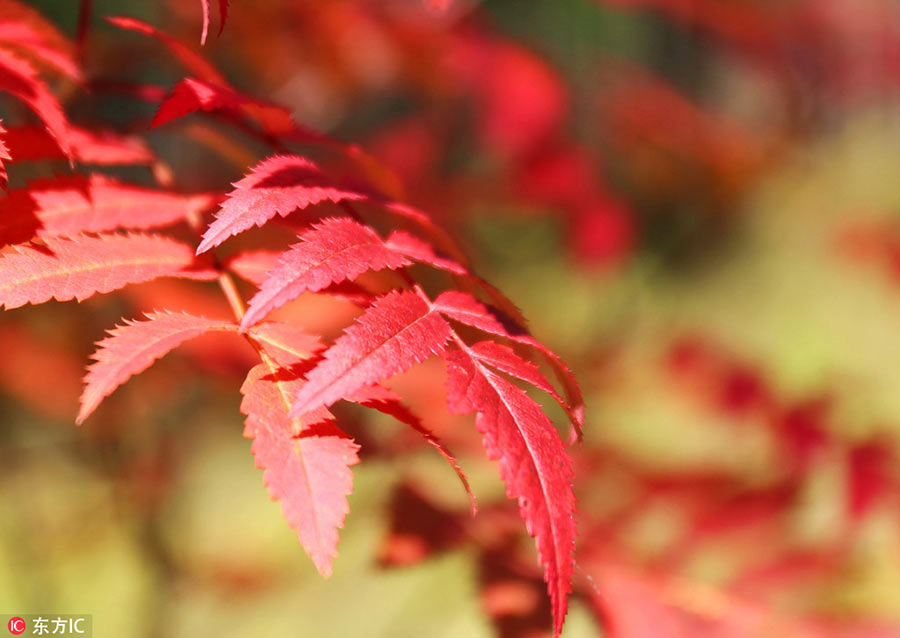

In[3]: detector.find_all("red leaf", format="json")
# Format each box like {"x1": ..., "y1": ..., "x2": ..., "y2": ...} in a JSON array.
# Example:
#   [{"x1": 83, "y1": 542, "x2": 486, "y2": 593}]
[
  {"x1": 240, "y1": 363, "x2": 360, "y2": 577},
  {"x1": 151, "y1": 77, "x2": 235, "y2": 127},
  {"x1": 290, "y1": 290, "x2": 453, "y2": 418},
  {"x1": 199, "y1": 0, "x2": 230, "y2": 45},
  {"x1": 0, "y1": 0, "x2": 80, "y2": 81},
  {"x1": 106, "y1": 16, "x2": 226, "y2": 85},
  {"x1": 77, "y1": 310, "x2": 236, "y2": 423},
  {"x1": 240, "y1": 217, "x2": 412, "y2": 329},
  {"x1": 226, "y1": 248, "x2": 375, "y2": 306},
  {"x1": 2, "y1": 124, "x2": 154, "y2": 165},
  {"x1": 0, "y1": 175, "x2": 214, "y2": 246},
  {"x1": 0, "y1": 232, "x2": 216, "y2": 309},
  {"x1": 444, "y1": 348, "x2": 575, "y2": 636},
  {"x1": 435, "y1": 291, "x2": 585, "y2": 432},
  {"x1": 151, "y1": 77, "x2": 296, "y2": 135},
  {"x1": 0, "y1": 119, "x2": 9, "y2": 190},
  {"x1": 218, "y1": 0, "x2": 230, "y2": 35},
  {"x1": 196, "y1": 154, "x2": 368, "y2": 254},
  {"x1": 199, "y1": 0, "x2": 211, "y2": 45},
  {"x1": 0, "y1": 48, "x2": 71, "y2": 158}
]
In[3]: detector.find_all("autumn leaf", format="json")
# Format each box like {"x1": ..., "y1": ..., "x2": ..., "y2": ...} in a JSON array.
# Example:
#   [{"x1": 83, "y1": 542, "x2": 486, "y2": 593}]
[
  {"x1": 0, "y1": 0, "x2": 79, "y2": 81},
  {"x1": 151, "y1": 75, "x2": 327, "y2": 144},
  {"x1": 240, "y1": 217, "x2": 412, "y2": 329},
  {"x1": 199, "y1": 0, "x2": 230, "y2": 45},
  {"x1": 238, "y1": 218, "x2": 471, "y2": 329},
  {"x1": 196, "y1": 155, "x2": 368, "y2": 254},
  {"x1": 290, "y1": 290, "x2": 453, "y2": 418},
  {"x1": 0, "y1": 175, "x2": 214, "y2": 246},
  {"x1": 0, "y1": 10, "x2": 590, "y2": 636},
  {"x1": 150, "y1": 77, "x2": 237, "y2": 127},
  {"x1": 77, "y1": 311, "x2": 236, "y2": 423},
  {"x1": 241, "y1": 363, "x2": 359, "y2": 577},
  {"x1": 151, "y1": 76, "x2": 296, "y2": 133},
  {"x1": 0, "y1": 232, "x2": 217, "y2": 309},
  {"x1": 199, "y1": 0, "x2": 212, "y2": 45},
  {"x1": 444, "y1": 347, "x2": 576, "y2": 637},
  {"x1": 2, "y1": 124, "x2": 154, "y2": 165},
  {"x1": 435, "y1": 291, "x2": 585, "y2": 432},
  {"x1": 218, "y1": 0, "x2": 230, "y2": 36},
  {"x1": 226, "y1": 247, "x2": 374, "y2": 304},
  {"x1": 0, "y1": 47, "x2": 71, "y2": 158}
]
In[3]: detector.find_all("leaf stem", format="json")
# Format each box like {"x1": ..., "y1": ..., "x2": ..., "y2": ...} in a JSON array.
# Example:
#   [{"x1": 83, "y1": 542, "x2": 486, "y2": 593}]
[{"x1": 217, "y1": 271, "x2": 246, "y2": 320}]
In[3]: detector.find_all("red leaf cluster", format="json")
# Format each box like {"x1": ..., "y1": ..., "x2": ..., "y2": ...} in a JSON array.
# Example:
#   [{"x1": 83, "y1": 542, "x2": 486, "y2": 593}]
[{"x1": 0, "y1": 3, "x2": 581, "y2": 634}]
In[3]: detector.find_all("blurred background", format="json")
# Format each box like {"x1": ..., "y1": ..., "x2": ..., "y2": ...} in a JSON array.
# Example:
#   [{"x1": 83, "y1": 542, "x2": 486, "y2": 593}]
[{"x1": 3, "y1": 0, "x2": 900, "y2": 636}]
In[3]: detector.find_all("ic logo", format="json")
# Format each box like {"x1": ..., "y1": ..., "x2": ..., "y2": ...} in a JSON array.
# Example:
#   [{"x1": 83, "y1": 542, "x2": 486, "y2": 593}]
[{"x1": 7, "y1": 617, "x2": 25, "y2": 635}]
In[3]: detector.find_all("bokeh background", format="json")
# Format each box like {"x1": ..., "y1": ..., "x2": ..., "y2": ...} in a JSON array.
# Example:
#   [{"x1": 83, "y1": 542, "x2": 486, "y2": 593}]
[{"x1": 3, "y1": 0, "x2": 900, "y2": 636}]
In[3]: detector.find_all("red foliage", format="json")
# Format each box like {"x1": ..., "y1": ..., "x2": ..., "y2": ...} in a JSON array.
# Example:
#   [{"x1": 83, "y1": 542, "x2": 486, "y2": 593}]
[
  {"x1": 290, "y1": 290, "x2": 454, "y2": 417},
  {"x1": 0, "y1": 3, "x2": 581, "y2": 633},
  {"x1": 77, "y1": 311, "x2": 236, "y2": 423},
  {"x1": 445, "y1": 348, "x2": 576, "y2": 635},
  {"x1": 0, "y1": 233, "x2": 217, "y2": 309},
  {"x1": 4, "y1": 1, "x2": 900, "y2": 636},
  {"x1": 0, "y1": 47, "x2": 71, "y2": 157},
  {"x1": 240, "y1": 217, "x2": 414, "y2": 328},
  {"x1": 241, "y1": 362, "x2": 359, "y2": 577},
  {"x1": 196, "y1": 154, "x2": 368, "y2": 253},
  {"x1": 0, "y1": 174, "x2": 213, "y2": 246},
  {"x1": 2, "y1": 124, "x2": 154, "y2": 165}
]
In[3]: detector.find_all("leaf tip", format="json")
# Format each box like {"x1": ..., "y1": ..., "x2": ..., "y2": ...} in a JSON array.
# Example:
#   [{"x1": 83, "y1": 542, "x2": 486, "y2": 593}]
[
  {"x1": 313, "y1": 558, "x2": 334, "y2": 579},
  {"x1": 200, "y1": 0, "x2": 211, "y2": 46},
  {"x1": 74, "y1": 400, "x2": 92, "y2": 426}
]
